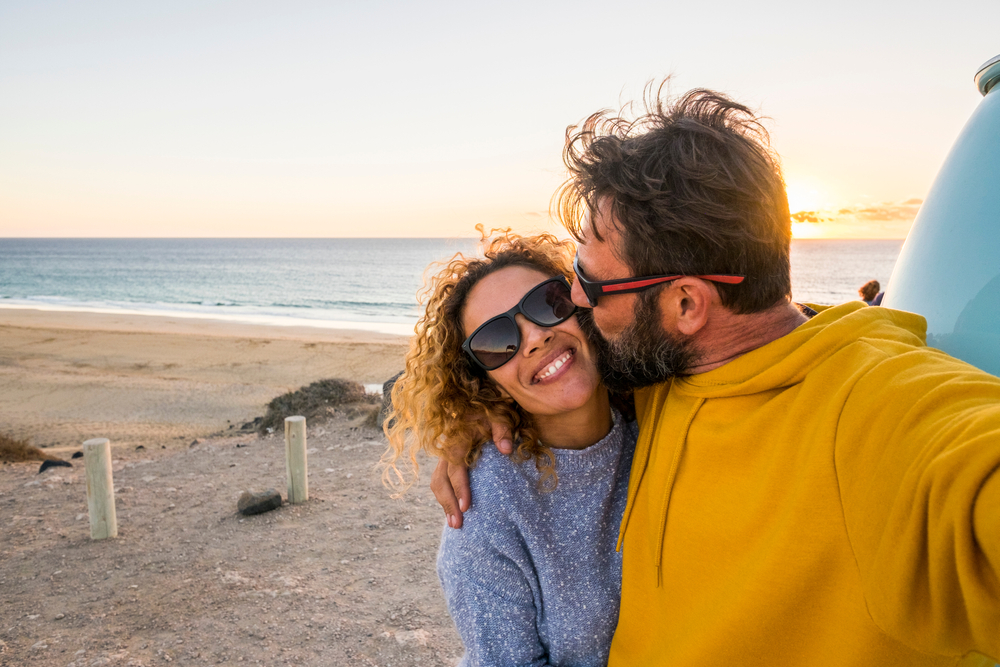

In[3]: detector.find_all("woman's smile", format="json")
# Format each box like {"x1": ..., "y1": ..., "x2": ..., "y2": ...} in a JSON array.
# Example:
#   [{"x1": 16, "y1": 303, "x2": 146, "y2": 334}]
[{"x1": 533, "y1": 348, "x2": 575, "y2": 384}]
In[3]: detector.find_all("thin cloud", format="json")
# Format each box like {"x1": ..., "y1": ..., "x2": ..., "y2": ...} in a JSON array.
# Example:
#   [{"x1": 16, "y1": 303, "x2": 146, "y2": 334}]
[{"x1": 792, "y1": 199, "x2": 922, "y2": 224}]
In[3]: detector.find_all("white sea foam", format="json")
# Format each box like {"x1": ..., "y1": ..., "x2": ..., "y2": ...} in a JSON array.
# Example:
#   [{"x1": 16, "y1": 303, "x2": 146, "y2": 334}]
[{"x1": 0, "y1": 299, "x2": 417, "y2": 337}]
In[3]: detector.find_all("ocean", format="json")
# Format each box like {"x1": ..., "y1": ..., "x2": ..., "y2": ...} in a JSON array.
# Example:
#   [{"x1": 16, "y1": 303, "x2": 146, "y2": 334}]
[{"x1": 0, "y1": 238, "x2": 903, "y2": 336}]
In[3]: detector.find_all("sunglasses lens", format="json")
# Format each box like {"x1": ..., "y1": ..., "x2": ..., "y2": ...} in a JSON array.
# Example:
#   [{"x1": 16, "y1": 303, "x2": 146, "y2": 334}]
[
  {"x1": 524, "y1": 280, "x2": 576, "y2": 325},
  {"x1": 469, "y1": 317, "x2": 519, "y2": 370}
]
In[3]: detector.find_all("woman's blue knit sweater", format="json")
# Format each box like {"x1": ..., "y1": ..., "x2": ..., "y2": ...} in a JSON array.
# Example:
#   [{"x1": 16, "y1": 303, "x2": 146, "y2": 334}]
[{"x1": 437, "y1": 411, "x2": 637, "y2": 666}]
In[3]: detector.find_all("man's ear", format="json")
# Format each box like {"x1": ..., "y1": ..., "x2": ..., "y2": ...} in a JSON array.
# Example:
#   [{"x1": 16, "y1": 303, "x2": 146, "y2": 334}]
[{"x1": 660, "y1": 278, "x2": 714, "y2": 336}]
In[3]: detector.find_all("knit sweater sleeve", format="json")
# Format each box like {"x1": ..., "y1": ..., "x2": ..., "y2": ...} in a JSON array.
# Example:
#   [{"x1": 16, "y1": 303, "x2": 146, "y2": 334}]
[
  {"x1": 835, "y1": 343, "x2": 1000, "y2": 659},
  {"x1": 438, "y1": 510, "x2": 553, "y2": 667}
]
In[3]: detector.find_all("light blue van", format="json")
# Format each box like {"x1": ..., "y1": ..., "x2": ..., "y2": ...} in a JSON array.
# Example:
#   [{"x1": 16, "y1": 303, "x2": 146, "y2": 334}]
[{"x1": 883, "y1": 54, "x2": 1000, "y2": 377}]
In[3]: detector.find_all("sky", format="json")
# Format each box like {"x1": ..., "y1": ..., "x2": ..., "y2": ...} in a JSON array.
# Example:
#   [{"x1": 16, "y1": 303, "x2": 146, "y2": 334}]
[{"x1": 1, "y1": 0, "x2": 997, "y2": 239}]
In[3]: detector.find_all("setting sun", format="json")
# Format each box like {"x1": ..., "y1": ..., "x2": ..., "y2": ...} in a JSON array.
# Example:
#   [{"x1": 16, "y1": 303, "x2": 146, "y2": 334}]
[{"x1": 785, "y1": 180, "x2": 826, "y2": 215}]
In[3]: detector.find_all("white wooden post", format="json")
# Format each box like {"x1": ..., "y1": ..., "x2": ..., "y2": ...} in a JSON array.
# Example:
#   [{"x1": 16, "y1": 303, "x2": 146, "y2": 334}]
[
  {"x1": 285, "y1": 416, "x2": 308, "y2": 504},
  {"x1": 83, "y1": 438, "x2": 117, "y2": 540}
]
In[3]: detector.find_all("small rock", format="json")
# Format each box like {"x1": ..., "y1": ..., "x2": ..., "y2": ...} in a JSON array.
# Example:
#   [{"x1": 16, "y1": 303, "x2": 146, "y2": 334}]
[
  {"x1": 38, "y1": 459, "x2": 71, "y2": 474},
  {"x1": 241, "y1": 416, "x2": 263, "y2": 431},
  {"x1": 394, "y1": 629, "x2": 430, "y2": 646},
  {"x1": 135, "y1": 445, "x2": 145, "y2": 451},
  {"x1": 76, "y1": 513, "x2": 87, "y2": 521},
  {"x1": 54, "y1": 613, "x2": 65, "y2": 620},
  {"x1": 71, "y1": 451, "x2": 83, "y2": 459},
  {"x1": 237, "y1": 489, "x2": 282, "y2": 516},
  {"x1": 31, "y1": 641, "x2": 47, "y2": 650}
]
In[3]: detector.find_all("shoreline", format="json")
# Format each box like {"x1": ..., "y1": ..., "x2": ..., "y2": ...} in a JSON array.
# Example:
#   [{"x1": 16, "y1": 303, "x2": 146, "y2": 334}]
[
  {"x1": 0, "y1": 305, "x2": 414, "y2": 342},
  {"x1": 0, "y1": 308, "x2": 409, "y2": 454}
]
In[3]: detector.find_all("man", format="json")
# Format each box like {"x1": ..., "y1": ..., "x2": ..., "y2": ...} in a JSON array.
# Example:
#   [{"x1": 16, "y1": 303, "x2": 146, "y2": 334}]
[{"x1": 434, "y1": 86, "x2": 1000, "y2": 665}]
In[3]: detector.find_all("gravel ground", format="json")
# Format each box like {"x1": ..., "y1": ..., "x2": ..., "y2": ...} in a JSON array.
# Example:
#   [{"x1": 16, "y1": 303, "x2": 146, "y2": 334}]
[{"x1": 0, "y1": 414, "x2": 463, "y2": 667}]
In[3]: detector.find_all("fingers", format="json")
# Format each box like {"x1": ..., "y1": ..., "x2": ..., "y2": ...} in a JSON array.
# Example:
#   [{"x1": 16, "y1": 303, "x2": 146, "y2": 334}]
[
  {"x1": 431, "y1": 458, "x2": 465, "y2": 529},
  {"x1": 491, "y1": 423, "x2": 514, "y2": 455},
  {"x1": 449, "y1": 461, "x2": 471, "y2": 518}
]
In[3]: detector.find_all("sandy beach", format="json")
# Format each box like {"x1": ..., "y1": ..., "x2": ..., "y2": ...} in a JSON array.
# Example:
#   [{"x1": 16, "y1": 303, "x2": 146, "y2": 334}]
[
  {"x1": 0, "y1": 308, "x2": 410, "y2": 453},
  {"x1": 0, "y1": 308, "x2": 464, "y2": 666}
]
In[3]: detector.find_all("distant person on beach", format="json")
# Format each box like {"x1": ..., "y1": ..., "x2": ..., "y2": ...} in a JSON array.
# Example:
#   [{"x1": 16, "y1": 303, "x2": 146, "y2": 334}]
[
  {"x1": 381, "y1": 229, "x2": 637, "y2": 666},
  {"x1": 433, "y1": 85, "x2": 1000, "y2": 665},
  {"x1": 859, "y1": 279, "x2": 880, "y2": 305}
]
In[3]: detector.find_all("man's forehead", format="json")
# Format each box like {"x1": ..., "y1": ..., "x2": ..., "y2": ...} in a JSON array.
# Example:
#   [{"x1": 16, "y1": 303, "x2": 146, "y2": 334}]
[{"x1": 577, "y1": 202, "x2": 629, "y2": 279}]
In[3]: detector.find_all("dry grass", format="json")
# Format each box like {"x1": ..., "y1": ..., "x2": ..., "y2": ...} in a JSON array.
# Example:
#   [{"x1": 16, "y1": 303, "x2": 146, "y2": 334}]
[
  {"x1": 0, "y1": 433, "x2": 57, "y2": 463},
  {"x1": 258, "y1": 378, "x2": 379, "y2": 434}
]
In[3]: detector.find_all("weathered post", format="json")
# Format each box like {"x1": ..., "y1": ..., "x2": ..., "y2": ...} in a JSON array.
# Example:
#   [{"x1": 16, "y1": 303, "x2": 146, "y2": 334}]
[
  {"x1": 83, "y1": 438, "x2": 117, "y2": 539},
  {"x1": 285, "y1": 416, "x2": 308, "y2": 504}
]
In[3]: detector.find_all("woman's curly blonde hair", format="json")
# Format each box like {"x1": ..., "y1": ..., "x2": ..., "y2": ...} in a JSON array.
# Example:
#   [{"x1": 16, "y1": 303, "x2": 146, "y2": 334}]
[{"x1": 381, "y1": 226, "x2": 577, "y2": 494}]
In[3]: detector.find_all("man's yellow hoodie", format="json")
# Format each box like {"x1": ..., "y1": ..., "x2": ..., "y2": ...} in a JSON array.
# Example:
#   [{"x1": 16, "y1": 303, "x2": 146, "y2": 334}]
[{"x1": 609, "y1": 302, "x2": 1000, "y2": 666}]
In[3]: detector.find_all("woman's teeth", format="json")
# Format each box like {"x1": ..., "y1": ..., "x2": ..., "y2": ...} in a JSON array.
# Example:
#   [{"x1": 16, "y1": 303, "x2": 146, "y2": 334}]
[{"x1": 536, "y1": 350, "x2": 573, "y2": 381}]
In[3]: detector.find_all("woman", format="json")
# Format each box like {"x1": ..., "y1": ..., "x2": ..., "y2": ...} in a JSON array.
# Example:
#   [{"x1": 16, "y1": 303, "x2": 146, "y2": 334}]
[
  {"x1": 858, "y1": 279, "x2": 880, "y2": 305},
  {"x1": 382, "y1": 229, "x2": 636, "y2": 667}
]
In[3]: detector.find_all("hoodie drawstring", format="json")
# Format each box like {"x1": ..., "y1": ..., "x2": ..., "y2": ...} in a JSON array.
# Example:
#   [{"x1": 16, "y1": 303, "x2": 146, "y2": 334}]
[{"x1": 653, "y1": 397, "x2": 704, "y2": 587}]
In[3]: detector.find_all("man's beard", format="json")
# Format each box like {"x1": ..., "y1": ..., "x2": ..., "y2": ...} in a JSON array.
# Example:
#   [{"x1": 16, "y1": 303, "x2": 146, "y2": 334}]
[{"x1": 578, "y1": 289, "x2": 696, "y2": 394}]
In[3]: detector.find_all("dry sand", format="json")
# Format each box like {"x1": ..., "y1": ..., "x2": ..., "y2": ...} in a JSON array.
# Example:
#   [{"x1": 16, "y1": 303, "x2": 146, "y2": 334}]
[
  {"x1": 0, "y1": 309, "x2": 464, "y2": 666},
  {"x1": 0, "y1": 308, "x2": 409, "y2": 453}
]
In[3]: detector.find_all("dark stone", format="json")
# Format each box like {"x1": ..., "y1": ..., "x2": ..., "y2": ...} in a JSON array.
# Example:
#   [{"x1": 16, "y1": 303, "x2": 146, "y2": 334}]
[
  {"x1": 237, "y1": 489, "x2": 282, "y2": 515},
  {"x1": 379, "y1": 371, "x2": 404, "y2": 431},
  {"x1": 135, "y1": 445, "x2": 145, "y2": 451},
  {"x1": 240, "y1": 417, "x2": 263, "y2": 431},
  {"x1": 71, "y1": 451, "x2": 83, "y2": 459},
  {"x1": 38, "y1": 459, "x2": 71, "y2": 474}
]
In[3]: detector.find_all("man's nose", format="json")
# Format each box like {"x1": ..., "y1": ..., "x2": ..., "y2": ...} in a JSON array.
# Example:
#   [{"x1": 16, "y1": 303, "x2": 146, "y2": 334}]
[{"x1": 570, "y1": 278, "x2": 593, "y2": 309}]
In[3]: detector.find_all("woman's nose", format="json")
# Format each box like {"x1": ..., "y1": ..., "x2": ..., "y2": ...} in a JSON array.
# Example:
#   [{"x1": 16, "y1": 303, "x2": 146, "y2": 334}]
[{"x1": 517, "y1": 315, "x2": 554, "y2": 356}]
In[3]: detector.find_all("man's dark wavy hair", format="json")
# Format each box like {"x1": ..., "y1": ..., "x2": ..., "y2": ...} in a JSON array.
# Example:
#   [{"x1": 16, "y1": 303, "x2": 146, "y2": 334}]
[{"x1": 555, "y1": 82, "x2": 792, "y2": 314}]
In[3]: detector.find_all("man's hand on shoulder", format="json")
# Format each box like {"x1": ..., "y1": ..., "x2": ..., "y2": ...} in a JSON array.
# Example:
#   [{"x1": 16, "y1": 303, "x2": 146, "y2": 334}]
[{"x1": 430, "y1": 422, "x2": 513, "y2": 528}]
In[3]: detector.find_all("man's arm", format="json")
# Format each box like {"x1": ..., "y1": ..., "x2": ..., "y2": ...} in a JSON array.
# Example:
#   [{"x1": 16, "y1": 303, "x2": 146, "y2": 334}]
[
  {"x1": 431, "y1": 423, "x2": 514, "y2": 528},
  {"x1": 837, "y1": 348, "x2": 1000, "y2": 659}
]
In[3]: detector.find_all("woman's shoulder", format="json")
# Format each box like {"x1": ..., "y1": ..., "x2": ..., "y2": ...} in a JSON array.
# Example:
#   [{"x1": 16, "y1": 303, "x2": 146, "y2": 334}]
[{"x1": 467, "y1": 443, "x2": 535, "y2": 497}]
